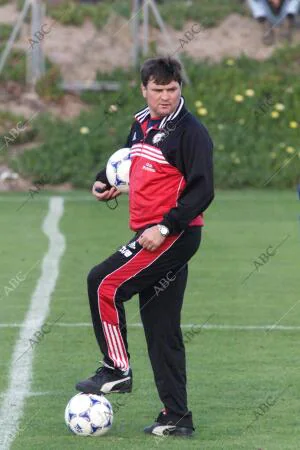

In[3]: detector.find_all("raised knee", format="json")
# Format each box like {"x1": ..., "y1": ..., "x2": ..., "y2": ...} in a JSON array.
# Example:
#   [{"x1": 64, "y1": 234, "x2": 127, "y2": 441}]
[{"x1": 87, "y1": 265, "x2": 104, "y2": 287}]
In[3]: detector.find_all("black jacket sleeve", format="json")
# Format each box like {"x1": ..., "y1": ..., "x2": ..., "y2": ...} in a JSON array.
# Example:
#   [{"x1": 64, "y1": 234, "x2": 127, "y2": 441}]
[
  {"x1": 160, "y1": 123, "x2": 214, "y2": 234},
  {"x1": 94, "y1": 123, "x2": 135, "y2": 187},
  {"x1": 95, "y1": 168, "x2": 111, "y2": 186}
]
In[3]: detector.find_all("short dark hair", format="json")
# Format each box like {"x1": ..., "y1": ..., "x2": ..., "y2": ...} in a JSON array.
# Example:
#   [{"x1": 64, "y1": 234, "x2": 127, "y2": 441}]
[{"x1": 140, "y1": 57, "x2": 183, "y2": 87}]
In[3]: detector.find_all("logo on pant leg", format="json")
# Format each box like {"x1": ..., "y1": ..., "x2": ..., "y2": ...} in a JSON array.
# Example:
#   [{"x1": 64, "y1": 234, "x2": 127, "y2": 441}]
[
  {"x1": 118, "y1": 245, "x2": 132, "y2": 257},
  {"x1": 128, "y1": 241, "x2": 136, "y2": 250}
]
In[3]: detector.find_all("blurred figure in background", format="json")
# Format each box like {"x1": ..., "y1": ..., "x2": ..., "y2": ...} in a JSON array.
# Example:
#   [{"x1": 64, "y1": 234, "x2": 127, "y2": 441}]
[{"x1": 247, "y1": 0, "x2": 300, "y2": 45}]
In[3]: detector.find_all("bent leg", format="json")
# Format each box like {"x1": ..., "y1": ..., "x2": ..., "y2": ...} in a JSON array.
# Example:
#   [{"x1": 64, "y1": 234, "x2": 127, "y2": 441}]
[
  {"x1": 139, "y1": 265, "x2": 193, "y2": 426},
  {"x1": 88, "y1": 227, "x2": 201, "y2": 381}
]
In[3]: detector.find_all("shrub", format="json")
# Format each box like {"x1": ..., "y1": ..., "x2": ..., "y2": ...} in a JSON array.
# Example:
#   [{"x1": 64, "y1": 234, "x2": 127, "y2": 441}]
[
  {"x1": 10, "y1": 46, "x2": 300, "y2": 188},
  {"x1": 10, "y1": 83, "x2": 138, "y2": 186},
  {"x1": 0, "y1": 24, "x2": 13, "y2": 42},
  {"x1": 0, "y1": 46, "x2": 26, "y2": 83},
  {"x1": 48, "y1": 1, "x2": 120, "y2": 29},
  {"x1": 25, "y1": 0, "x2": 247, "y2": 30},
  {"x1": 0, "y1": 111, "x2": 38, "y2": 159},
  {"x1": 35, "y1": 65, "x2": 64, "y2": 101}
]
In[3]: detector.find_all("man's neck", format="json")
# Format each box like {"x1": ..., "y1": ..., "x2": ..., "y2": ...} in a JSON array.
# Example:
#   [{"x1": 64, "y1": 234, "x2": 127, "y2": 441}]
[{"x1": 149, "y1": 114, "x2": 163, "y2": 120}]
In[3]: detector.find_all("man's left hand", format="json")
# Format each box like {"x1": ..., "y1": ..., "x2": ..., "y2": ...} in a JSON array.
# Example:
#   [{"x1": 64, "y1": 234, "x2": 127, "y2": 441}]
[{"x1": 137, "y1": 225, "x2": 166, "y2": 252}]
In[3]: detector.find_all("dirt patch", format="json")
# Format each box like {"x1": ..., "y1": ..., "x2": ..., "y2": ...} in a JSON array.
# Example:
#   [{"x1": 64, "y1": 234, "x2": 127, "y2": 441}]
[
  {"x1": 39, "y1": 13, "x2": 300, "y2": 79},
  {"x1": 177, "y1": 15, "x2": 300, "y2": 61},
  {"x1": 0, "y1": 3, "x2": 19, "y2": 24}
]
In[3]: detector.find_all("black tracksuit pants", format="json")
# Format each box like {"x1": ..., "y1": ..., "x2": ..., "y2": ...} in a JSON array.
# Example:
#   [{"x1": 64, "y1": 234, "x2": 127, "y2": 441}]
[{"x1": 87, "y1": 225, "x2": 202, "y2": 428}]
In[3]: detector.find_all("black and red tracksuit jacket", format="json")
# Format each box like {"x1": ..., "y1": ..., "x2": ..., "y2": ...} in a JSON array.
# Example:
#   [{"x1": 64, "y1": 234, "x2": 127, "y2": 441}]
[{"x1": 96, "y1": 96, "x2": 214, "y2": 235}]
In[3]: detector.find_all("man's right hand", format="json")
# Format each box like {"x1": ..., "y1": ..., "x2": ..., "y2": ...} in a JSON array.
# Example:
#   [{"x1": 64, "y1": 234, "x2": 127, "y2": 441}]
[{"x1": 92, "y1": 181, "x2": 122, "y2": 201}]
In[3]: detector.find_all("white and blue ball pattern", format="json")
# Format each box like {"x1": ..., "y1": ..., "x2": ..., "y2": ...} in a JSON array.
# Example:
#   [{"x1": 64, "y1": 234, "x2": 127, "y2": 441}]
[
  {"x1": 65, "y1": 393, "x2": 113, "y2": 436},
  {"x1": 106, "y1": 147, "x2": 131, "y2": 193}
]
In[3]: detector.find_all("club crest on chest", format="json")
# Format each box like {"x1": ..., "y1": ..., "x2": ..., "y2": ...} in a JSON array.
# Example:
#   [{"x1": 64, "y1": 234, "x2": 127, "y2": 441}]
[{"x1": 152, "y1": 132, "x2": 166, "y2": 145}]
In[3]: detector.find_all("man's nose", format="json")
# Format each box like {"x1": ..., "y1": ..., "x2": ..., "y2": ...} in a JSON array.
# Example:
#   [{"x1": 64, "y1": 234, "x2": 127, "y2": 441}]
[{"x1": 161, "y1": 91, "x2": 169, "y2": 101}]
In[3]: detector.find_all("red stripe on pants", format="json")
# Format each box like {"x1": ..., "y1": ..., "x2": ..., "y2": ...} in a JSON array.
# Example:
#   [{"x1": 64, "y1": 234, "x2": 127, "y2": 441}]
[{"x1": 97, "y1": 233, "x2": 182, "y2": 370}]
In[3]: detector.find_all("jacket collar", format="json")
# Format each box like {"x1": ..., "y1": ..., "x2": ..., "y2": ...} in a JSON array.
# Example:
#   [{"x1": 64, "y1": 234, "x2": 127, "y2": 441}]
[{"x1": 134, "y1": 96, "x2": 186, "y2": 130}]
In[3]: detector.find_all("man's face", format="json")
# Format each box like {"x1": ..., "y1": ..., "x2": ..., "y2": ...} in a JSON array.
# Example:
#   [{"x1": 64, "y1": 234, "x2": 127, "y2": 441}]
[
  {"x1": 141, "y1": 78, "x2": 181, "y2": 118},
  {"x1": 269, "y1": 0, "x2": 281, "y2": 7}
]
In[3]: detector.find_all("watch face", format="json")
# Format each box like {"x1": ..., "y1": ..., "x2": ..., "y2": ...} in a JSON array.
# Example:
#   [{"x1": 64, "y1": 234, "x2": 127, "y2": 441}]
[{"x1": 159, "y1": 225, "x2": 169, "y2": 236}]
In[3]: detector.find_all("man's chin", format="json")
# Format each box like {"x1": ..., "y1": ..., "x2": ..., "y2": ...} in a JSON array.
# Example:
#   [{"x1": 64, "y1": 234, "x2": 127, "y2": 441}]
[{"x1": 157, "y1": 107, "x2": 173, "y2": 116}]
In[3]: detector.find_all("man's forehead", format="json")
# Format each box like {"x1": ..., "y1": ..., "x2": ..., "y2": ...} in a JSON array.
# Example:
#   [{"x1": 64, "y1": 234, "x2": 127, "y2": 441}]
[{"x1": 147, "y1": 78, "x2": 179, "y2": 89}]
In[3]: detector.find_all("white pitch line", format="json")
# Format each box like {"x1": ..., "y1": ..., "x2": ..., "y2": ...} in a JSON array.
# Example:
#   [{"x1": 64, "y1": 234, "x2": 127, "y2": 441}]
[
  {"x1": 0, "y1": 193, "x2": 276, "y2": 203},
  {"x1": 0, "y1": 197, "x2": 66, "y2": 450},
  {"x1": 0, "y1": 196, "x2": 93, "y2": 202},
  {"x1": 0, "y1": 391, "x2": 61, "y2": 400},
  {"x1": 1, "y1": 322, "x2": 300, "y2": 331}
]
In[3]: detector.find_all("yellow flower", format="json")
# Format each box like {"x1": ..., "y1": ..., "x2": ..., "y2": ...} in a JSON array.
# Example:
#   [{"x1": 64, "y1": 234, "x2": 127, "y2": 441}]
[
  {"x1": 234, "y1": 95, "x2": 244, "y2": 103},
  {"x1": 289, "y1": 121, "x2": 298, "y2": 129},
  {"x1": 198, "y1": 107, "x2": 208, "y2": 116},
  {"x1": 80, "y1": 126, "x2": 90, "y2": 134},
  {"x1": 245, "y1": 89, "x2": 255, "y2": 97},
  {"x1": 195, "y1": 101, "x2": 203, "y2": 108},
  {"x1": 238, "y1": 118, "x2": 245, "y2": 125},
  {"x1": 286, "y1": 146, "x2": 295, "y2": 154},
  {"x1": 271, "y1": 111, "x2": 279, "y2": 119},
  {"x1": 275, "y1": 103, "x2": 285, "y2": 111},
  {"x1": 270, "y1": 152, "x2": 277, "y2": 159},
  {"x1": 226, "y1": 59, "x2": 235, "y2": 66},
  {"x1": 109, "y1": 104, "x2": 118, "y2": 113}
]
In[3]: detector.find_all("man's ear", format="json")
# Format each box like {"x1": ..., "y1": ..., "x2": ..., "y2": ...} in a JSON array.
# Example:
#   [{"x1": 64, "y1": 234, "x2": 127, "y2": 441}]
[{"x1": 141, "y1": 83, "x2": 147, "y2": 99}]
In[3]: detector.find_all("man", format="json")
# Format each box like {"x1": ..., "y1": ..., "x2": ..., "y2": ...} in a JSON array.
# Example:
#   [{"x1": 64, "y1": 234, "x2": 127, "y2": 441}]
[
  {"x1": 247, "y1": 0, "x2": 300, "y2": 44},
  {"x1": 76, "y1": 57, "x2": 214, "y2": 437}
]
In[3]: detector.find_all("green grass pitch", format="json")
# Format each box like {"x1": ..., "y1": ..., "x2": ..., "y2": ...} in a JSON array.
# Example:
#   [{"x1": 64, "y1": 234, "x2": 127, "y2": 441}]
[{"x1": 0, "y1": 189, "x2": 299, "y2": 450}]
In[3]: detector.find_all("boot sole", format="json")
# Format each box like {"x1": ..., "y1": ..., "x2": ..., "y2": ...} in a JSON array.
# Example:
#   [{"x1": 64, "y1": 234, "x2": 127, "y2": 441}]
[
  {"x1": 144, "y1": 425, "x2": 194, "y2": 437},
  {"x1": 75, "y1": 382, "x2": 132, "y2": 395},
  {"x1": 168, "y1": 428, "x2": 193, "y2": 437}
]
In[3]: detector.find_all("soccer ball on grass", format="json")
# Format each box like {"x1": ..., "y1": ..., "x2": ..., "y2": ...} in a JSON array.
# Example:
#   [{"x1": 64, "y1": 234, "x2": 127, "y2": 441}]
[{"x1": 65, "y1": 392, "x2": 113, "y2": 436}]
